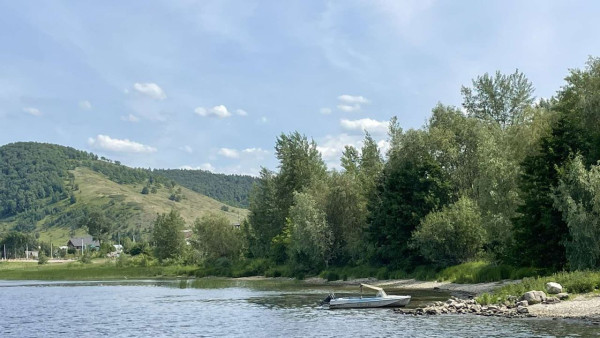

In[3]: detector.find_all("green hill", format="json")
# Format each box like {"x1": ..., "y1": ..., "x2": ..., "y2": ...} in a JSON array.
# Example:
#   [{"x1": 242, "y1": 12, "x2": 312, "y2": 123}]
[
  {"x1": 0, "y1": 142, "x2": 248, "y2": 245},
  {"x1": 154, "y1": 169, "x2": 256, "y2": 208}
]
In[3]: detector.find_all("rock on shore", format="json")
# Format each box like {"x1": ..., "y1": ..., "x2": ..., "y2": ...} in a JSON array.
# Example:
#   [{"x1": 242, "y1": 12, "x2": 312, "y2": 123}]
[
  {"x1": 394, "y1": 287, "x2": 579, "y2": 319},
  {"x1": 394, "y1": 297, "x2": 536, "y2": 318}
]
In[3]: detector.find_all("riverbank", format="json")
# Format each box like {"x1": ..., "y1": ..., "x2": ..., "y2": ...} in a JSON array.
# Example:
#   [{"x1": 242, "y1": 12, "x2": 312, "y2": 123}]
[
  {"x1": 528, "y1": 294, "x2": 600, "y2": 320},
  {"x1": 304, "y1": 276, "x2": 518, "y2": 298}
]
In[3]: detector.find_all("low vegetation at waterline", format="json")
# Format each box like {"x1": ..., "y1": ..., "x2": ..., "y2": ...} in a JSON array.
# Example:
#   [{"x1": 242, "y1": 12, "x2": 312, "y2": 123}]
[
  {"x1": 477, "y1": 270, "x2": 600, "y2": 305},
  {"x1": 0, "y1": 260, "x2": 197, "y2": 280}
]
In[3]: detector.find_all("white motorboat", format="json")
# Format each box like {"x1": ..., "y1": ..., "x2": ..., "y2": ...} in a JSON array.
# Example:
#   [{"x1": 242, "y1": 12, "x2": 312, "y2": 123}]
[{"x1": 325, "y1": 283, "x2": 411, "y2": 309}]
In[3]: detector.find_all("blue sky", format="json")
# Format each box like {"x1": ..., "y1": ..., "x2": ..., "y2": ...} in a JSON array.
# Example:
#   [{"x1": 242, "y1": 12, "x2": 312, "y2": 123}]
[{"x1": 2, "y1": 0, "x2": 600, "y2": 175}]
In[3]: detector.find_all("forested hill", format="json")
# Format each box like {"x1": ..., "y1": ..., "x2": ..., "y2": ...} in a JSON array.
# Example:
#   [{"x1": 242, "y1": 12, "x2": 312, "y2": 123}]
[
  {"x1": 0, "y1": 142, "x2": 248, "y2": 243},
  {"x1": 153, "y1": 169, "x2": 256, "y2": 208}
]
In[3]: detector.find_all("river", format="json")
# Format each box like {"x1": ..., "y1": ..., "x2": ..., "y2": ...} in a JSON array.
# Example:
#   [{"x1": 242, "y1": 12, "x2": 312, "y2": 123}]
[{"x1": 0, "y1": 279, "x2": 597, "y2": 337}]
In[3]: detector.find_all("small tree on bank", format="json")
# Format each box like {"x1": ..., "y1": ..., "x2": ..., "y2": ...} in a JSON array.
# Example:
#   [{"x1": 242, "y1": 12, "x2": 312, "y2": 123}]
[
  {"x1": 152, "y1": 210, "x2": 185, "y2": 261},
  {"x1": 192, "y1": 213, "x2": 243, "y2": 261}
]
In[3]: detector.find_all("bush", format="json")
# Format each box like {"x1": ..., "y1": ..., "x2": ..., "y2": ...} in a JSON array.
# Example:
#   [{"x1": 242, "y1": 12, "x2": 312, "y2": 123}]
[
  {"x1": 116, "y1": 254, "x2": 129, "y2": 267},
  {"x1": 79, "y1": 252, "x2": 92, "y2": 264},
  {"x1": 232, "y1": 258, "x2": 270, "y2": 277},
  {"x1": 325, "y1": 271, "x2": 340, "y2": 281},
  {"x1": 411, "y1": 197, "x2": 485, "y2": 267},
  {"x1": 38, "y1": 252, "x2": 48, "y2": 265}
]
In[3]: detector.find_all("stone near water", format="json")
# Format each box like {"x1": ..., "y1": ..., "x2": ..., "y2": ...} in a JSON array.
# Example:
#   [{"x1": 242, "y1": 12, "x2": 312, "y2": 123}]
[
  {"x1": 544, "y1": 296, "x2": 560, "y2": 304},
  {"x1": 517, "y1": 306, "x2": 529, "y2": 314},
  {"x1": 557, "y1": 293, "x2": 569, "y2": 300},
  {"x1": 516, "y1": 300, "x2": 528, "y2": 307},
  {"x1": 545, "y1": 282, "x2": 563, "y2": 294},
  {"x1": 521, "y1": 291, "x2": 547, "y2": 305}
]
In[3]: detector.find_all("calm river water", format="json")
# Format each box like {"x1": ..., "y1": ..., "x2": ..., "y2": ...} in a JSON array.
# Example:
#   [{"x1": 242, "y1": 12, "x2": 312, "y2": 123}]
[{"x1": 0, "y1": 279, "x2": 598, "y2": 337}]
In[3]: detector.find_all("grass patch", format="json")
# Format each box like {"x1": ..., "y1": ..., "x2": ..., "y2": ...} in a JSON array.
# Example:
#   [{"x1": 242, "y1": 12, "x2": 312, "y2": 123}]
[
  {"x1": 437, "y1": 261, "x2": 542, "y2": 284},
  {"x1": 0, "y1": 260, "x2": 196, "y2": 280},
  {"x1": 476, "y1": 270, "x2": 600, "y2": 304}
]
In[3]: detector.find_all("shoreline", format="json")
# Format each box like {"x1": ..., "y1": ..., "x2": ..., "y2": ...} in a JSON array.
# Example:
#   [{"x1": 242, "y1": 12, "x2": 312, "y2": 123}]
[
  {"x1": 2, "y1": 261, "x2": 600, "y2": 321},
  {"x1": 303, "y1": 277, "x2": 518, "y2": 297}
]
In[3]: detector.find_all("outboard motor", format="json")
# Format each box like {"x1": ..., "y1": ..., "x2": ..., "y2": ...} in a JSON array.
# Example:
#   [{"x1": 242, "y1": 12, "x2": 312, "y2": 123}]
[{"x1": 320, "y1": 293, "x2": 335, "y2": 305}]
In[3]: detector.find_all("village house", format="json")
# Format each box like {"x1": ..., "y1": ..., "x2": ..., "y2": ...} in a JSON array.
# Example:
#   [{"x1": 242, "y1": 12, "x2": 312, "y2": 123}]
[{"x1": 67, "y1": 236, "x2": 100, "y2": 251}]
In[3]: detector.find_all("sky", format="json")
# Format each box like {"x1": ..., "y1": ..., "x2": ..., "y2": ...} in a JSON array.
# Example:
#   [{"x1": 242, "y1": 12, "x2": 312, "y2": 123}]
[{"x1": 2, "y1": 0, "x2": 600, "y2": 176}]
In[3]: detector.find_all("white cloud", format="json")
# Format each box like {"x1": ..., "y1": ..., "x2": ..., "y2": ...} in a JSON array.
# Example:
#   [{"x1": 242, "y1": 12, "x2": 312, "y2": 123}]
[
  {"x1": 236, "y1": 109, "x2": 248, "y2": 116},
  {"x1": 338, "y1": 94, "x2": 369, "y2": 104},
  {"x1": 194, "y1": 105, "x2": 232, "y2": 118},
  {"x1": 133, "y1": 82, "x2": 167, "y2": 100},
  {"x1": 180, "y1": 163, "x2": 215, "y2": 171},
  {"x1": 317, "y1": 133, "x2": 363, "y2": 163},
  {"x1": 218, "y1": 147, "x2": 240, "y2": 158},
  {"x1": 336, "y1": 94, "x2": 369, "y2": 112},
  {"x1": 88, "y1": 134, "x2": 157, "y2": 153},
  {"x1": 23, "y1": 107, "x2": 42, "y2": 116},
  {"x1": 337, "y1": 104, "x2": 361, "y2": 112},
  {"x1": 121, "y1": 114, "x2": 140, "y2": 122},
  {"x1": 242, "y1": 147, "x2": 269, "y2": 159},
  {"x1": 320, "y1": 107, "x2": 332, "y2": 115},
  {"x1": 340, "y1": 118, "x2": 389, "y2": 135},
  {"x1": 180, "y1": 145, "x2": 193, "y2": 154},
  {"x1": 79, "y1": 100, "x2": 92, "y2": 110}
]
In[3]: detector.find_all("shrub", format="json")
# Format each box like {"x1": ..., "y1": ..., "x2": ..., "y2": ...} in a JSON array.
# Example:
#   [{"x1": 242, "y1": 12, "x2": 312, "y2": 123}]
[
  {"x1": 38, "y1": 252, "x2": 48, "y2": 265},
  {"x1": 79, "y1": 252, "x2": 92, "y2": 264},
  {"x1": 411, "y1": 197, "x2": 485, "y2": 267}
]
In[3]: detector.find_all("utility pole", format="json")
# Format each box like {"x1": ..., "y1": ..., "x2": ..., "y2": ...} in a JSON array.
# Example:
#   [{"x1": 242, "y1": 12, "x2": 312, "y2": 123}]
[
  {"x1": 81, "y1": 238, "x2": 84, "y2": 256},
  {"x1": 26, "y1": 243, "x2": 28, "y2": 260},
  {"x1": 50, "y1": 243, "x2": 53, "y2": 260}
]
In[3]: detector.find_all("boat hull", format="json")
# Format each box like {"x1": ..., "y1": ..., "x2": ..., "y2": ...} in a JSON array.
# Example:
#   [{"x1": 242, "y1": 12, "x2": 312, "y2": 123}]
[{"x1": 328, "y1": 295, "x2": 411, "y2": 309}]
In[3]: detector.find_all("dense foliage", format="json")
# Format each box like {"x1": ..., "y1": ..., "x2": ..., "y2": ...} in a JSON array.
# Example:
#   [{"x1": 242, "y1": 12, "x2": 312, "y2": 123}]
[
  {"x1": 154, "y1": 169, "x2": 256, "y2": 208},
  {"x1": 241, "y1": 57, "x2": 600, "y2": 275}
]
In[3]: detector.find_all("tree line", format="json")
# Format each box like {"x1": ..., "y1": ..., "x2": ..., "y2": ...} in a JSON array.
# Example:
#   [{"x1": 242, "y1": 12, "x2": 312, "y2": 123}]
[{"x1": 240, "y1": 57, "x2": 600, "y2": 275}]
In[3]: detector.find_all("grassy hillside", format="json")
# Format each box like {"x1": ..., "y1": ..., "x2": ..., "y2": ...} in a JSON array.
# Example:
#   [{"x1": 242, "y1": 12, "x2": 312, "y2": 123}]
[
  {"x1": 0, "y1": 142, "x2": 248, "y2": 247},
  {"x1": 47, "y1": 168, "x2": 246, "y2": 244},
  {"x1": 154, "y1": 169, "x2": 256, "y2": 208}
]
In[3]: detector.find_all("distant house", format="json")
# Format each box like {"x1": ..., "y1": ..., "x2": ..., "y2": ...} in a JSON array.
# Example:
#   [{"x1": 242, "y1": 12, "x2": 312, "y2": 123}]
[{"x1": 67, "y1": 236, "x2": 100, "y2": 251}]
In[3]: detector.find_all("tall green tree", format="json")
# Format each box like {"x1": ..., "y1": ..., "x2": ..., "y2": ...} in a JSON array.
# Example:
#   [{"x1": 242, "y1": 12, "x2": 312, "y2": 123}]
[
  {"x1": 553, "y1": 155, "x2": 600, "y2": 270},
  {"x1": 462, "y1": 70, "x2": 534, "y2": 129},
  {"x1": 512, "y1": 116, "x2": 586, "y2": 268},
  {"x1": 152, "y1": 210, "x2": 185, "y2": 261},
  {"x1": 275, "y1": 132, "x2": 327, "y2": 217},
  {"x1": 358, "y1": 132, "x2": 383, "y2": 199},
  {"x1": 287, "y1": 192, "x2": 332, "y2": 271},
  {"x1": 368, "y1": 129, "x2": 452, "y2": 268},
  {"x1": 84, "y1": 209, "x2": 111, "y2": 243},
  {"x1": 245, "y1": 168, "x2": 280, "y2": 258},
  {"x1": 340, "y1": 145, "x2": 360, "y2": 175},
  {"x1": 325, "y1": 172, "x2": 366, "y2": 264}
]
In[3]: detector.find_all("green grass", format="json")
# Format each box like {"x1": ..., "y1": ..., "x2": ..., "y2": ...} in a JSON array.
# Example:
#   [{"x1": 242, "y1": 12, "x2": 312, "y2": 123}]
[
  {"x1": 436, "y1": 261, "x2": 542, "y2": 283},
  {"x1": 476, "y1": 270, "x2": 600, "y2": 304},
  {"x1": 0, "y1": 260, "x2": 197, "y2": 280}
]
